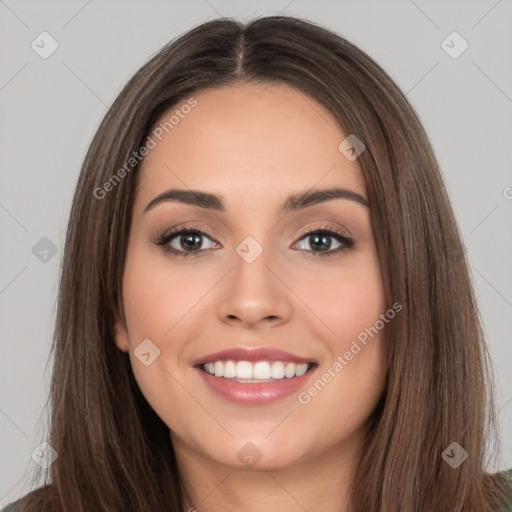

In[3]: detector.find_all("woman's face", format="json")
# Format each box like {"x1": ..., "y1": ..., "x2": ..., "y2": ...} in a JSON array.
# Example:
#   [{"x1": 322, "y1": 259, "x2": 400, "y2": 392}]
[{"x1": 114, "y1": 82, "x2": 388, "y2": 471}]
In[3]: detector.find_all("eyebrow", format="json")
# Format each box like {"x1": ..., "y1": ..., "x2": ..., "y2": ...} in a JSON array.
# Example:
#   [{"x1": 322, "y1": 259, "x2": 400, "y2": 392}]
[{"x1": 143, "y1": 187, "x2": 369, "y2": 214}]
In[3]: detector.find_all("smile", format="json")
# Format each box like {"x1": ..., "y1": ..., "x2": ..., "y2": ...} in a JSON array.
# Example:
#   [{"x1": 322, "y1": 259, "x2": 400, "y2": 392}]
[
  {"x1": 201, "y1": 360, "x2": 311, "y2": 381},
  {"x1": 193, "y1": 347, "x2": 318, "y2": 405}
]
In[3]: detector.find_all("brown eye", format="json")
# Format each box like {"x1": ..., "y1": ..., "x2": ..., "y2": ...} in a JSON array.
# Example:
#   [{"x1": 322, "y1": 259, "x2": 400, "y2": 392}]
[
  {"x1": 293, "y1": 227, "x2": 355, "y2": 257},
  {"x1": 156, "y1": 227, "x2": 218, "y2": 257}
]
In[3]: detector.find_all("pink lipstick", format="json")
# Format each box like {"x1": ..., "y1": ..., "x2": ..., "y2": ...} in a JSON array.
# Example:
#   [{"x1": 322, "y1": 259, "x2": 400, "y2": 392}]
[{"x1": 193, "y1": 347, "x2": 317, "y2": 405}]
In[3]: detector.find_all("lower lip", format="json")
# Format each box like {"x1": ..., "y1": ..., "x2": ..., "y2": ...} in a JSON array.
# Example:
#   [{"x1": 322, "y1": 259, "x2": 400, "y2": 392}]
[{"x1": 195, "y1": 366, "x2": 316, "y2": 405}]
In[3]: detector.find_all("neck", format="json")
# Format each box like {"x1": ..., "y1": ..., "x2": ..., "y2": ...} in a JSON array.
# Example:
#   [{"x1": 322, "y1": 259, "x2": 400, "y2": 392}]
[{"x1": 173, "y1": 432, "x2": 363, "y2": 512}]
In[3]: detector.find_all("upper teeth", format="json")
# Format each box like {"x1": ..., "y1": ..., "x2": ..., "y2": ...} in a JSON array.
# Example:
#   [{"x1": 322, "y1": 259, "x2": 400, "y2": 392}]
[{"x1": 202, "y1": 361, "x2": 310, "y2": 380}]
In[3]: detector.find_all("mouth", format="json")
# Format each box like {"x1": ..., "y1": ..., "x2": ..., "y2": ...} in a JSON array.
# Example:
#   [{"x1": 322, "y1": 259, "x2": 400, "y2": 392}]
[
  {"x1": 199, "y1": 360, "x2": 315, "y2": 382},
  {"x1": 192, "y1": 347, "x2": 318, "y2": 405}
]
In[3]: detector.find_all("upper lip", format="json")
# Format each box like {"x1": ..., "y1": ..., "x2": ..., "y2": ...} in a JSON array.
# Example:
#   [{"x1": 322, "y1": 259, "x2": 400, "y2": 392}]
[{"x1": 192, "y1": 347, "x2": 317, "y2": 366}]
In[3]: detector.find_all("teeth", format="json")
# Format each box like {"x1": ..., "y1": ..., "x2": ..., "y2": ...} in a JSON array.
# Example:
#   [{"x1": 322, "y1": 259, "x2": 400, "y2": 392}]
[
  {"x1": 202, "y1": 360, "x2": 311, "y2": 380},
  {"x1": 236, "y1": 361, "x2": 253, "y2": 379},
  {"x1": 295, "y1": 363, "x2": 308, "y2": 377},
  {"x1": 253, "y1": 361, "x2": 271, "y2": 379},
  {"x1": 284, "y1": 362, "x2": 296, "y2": 378},
  {"x1": 214, "y1": 361, "x2": 224, "y2": 377},
  {"x1": 223, "y1": 360, "x2": 236, "y2": 378},
  {"x1": 271, "y1": 361, "x2": 285, "y2": 379}
]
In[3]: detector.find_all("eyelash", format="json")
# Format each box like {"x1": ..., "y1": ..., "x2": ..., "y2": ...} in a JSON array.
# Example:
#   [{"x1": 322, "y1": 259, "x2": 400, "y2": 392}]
[{"x1": 156, "y1": 224, "x2": 355, "y2": 259}]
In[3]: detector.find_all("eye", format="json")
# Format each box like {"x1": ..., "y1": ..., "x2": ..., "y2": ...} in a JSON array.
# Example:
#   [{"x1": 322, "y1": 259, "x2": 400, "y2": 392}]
[
  {"x1": 293, "y1": 226, "x2": 355, "y2": 257},
  {"x1": 156, "y1": 225, "x2": 218, "y2": 258}
]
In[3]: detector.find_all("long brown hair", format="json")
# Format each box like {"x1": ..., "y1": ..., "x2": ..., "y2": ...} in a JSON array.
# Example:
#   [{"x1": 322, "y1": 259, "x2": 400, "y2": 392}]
[{"x1": 11, "y1": 15, "x2": 511, "y2": 511}]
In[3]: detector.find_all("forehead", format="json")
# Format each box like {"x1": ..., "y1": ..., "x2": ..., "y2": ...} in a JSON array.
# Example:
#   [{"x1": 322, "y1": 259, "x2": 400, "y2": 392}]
[{"x1": 135, "y1": 83, "x2": 366, "y2": 213}]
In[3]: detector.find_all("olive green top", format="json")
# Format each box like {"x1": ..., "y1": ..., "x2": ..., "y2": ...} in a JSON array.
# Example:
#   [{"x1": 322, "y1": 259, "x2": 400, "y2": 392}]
[
  {"x1": 2, "y1": 468, "x2": 511, "y2": 510},
  {"x1": 499, "y1": 467, "x2": 512, "y2": 511}
]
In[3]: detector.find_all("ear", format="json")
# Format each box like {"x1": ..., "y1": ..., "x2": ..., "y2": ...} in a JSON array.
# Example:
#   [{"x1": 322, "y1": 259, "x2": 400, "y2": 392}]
[{"x1": 113, "y1": 310, "x2": 130, "y2": 353}]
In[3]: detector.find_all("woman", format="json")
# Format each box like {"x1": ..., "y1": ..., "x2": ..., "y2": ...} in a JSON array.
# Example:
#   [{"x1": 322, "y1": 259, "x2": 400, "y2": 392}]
[{"x1": 4, "y1": 15, "x2": 511, "y2": 512}]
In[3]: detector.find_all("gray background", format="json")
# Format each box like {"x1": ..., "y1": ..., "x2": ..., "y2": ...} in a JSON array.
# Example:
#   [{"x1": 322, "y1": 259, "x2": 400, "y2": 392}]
[{"x1": 1, "y1": 0, "x2": 511, "y2": 505}]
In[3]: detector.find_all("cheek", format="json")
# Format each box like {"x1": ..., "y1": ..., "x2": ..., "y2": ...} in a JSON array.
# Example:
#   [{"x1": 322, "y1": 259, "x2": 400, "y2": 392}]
[
  {"x1": 121, "y1": 247, "x2": 205, "y2": 342},
  {"x1": 120, "y1": 255, "x2": 194, "y2": 432},
  {"x1": 294, "y1": 250, "x2": 388, "y2": 426},
  {"x1": 119, "y1": 246, "x2": 212, "y2": 415},
  {"x1": 302, "y1": 249, "x2": 386, "y2": 346}
]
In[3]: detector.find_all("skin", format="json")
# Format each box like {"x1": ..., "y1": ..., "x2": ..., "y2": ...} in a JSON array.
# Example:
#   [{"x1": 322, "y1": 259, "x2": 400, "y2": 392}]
[{"x1": 114, "y1": 83, "x2": 388, "y2": 512}]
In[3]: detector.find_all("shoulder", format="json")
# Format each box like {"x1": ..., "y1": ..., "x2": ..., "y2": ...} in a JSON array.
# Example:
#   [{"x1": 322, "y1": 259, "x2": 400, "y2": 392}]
[
  {"x1": 2, "y1": 472, "x2": 512, "y2": 511},
  {"x1": 499, "y1": 468, "x2": 512, "y2": 512},
  {"x1": 1, "y1": 498, "x2": 20, "y2": 512},
  {"x1": 1, "y1": 484, "x2": 57, "y2": 512},
  {"x1": 1, "y1": 503, "x2": 18, "y2": 512}
]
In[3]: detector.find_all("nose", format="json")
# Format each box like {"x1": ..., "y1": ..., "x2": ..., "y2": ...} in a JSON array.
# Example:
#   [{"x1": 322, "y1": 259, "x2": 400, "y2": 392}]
[{"x1": 217, "y1": 243, "x2": 293, "y2": 329}]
